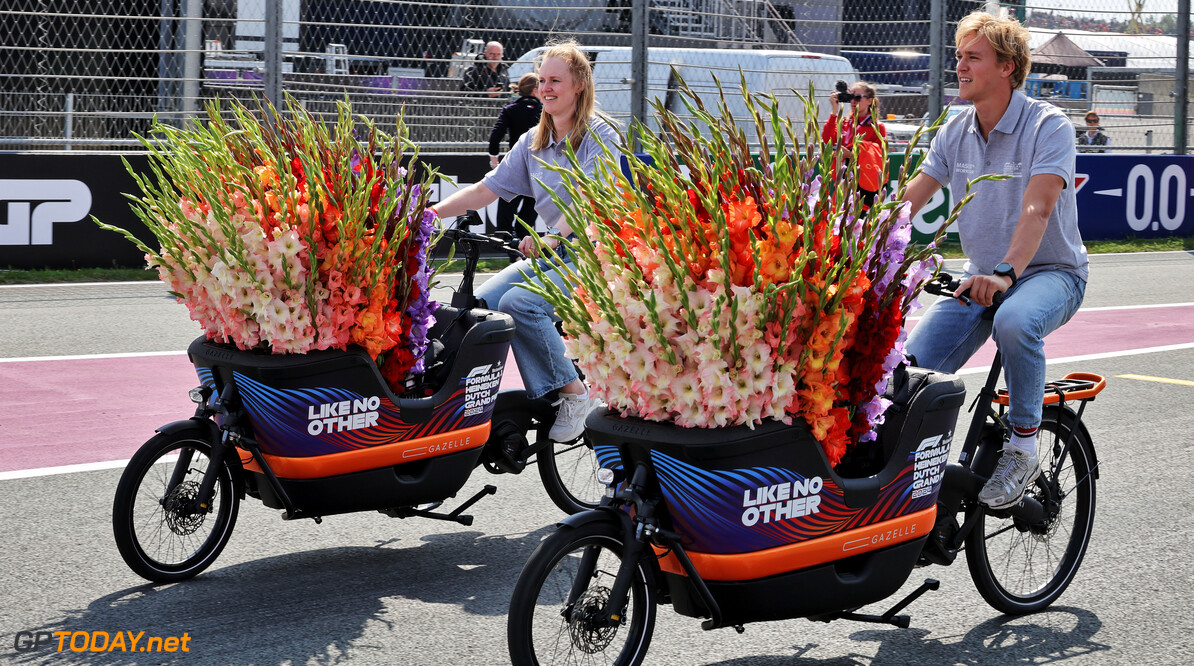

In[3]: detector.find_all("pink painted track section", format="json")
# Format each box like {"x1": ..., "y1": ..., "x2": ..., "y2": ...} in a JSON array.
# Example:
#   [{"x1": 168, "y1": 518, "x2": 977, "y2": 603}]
[
  {"x1": 947, "y1": 305, "x2": 1194, "y2": 371},
  {"x1": 2, "y1": 305, "x2": 1192, "y2": 474},
  {"x1": 0, "y1": 350, "x2": 526, "y2": 473}
]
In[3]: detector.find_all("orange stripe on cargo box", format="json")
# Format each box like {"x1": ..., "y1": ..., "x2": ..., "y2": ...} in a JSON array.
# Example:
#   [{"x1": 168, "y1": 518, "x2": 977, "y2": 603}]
[
  {"x1": 235, "y1": 422, "x2": 491, "y2": 479},
  {"x1": 654, "y1": 506, "x2": 937, "y2": 581}
]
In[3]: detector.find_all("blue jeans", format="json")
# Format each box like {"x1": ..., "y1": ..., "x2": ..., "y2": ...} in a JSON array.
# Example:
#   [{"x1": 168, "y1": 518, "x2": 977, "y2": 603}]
[
  {"x1": 905, "y1": 270, "x2": 1086, "y2": 430},
  {"x1": 475, "y1": 255, "x2": 578, "y2": 400}
]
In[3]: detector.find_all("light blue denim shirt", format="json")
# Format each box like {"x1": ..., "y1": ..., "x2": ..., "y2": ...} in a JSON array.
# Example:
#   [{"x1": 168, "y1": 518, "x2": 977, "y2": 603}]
[
  {"x1": 482, "y1": 116, "x2": 620, "y2": 236},
  {"x1": 921, "y1": 91, "x2": 1088, "y2": 282}
]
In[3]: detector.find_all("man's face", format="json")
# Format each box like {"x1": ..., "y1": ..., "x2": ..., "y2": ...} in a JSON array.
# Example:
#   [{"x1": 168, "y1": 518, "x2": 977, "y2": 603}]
[
  {"x1": 485, "y1": 45, "x2": 503, "y2": 65},
  {"x1": 955, "y1": 32, "x2": 1014, "y2": 103},
  {"x1": 1085, "y1": 116, "x2": 1099, "y2": 129}
]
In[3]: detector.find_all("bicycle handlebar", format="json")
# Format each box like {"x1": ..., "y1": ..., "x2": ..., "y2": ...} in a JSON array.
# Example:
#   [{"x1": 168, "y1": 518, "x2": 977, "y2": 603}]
[
  {"x1": 439, "y1": 227, "x2": 523, "y2": 257},
  {"x1": 923, "y1": 272, "x2": 1005, "y2": 307},
  {"x1": 437, "y1": 211, "x2": 524, "y2": 259},
  {"x1": 437, "y1": 213, "x2": 524, "y2": 309}
]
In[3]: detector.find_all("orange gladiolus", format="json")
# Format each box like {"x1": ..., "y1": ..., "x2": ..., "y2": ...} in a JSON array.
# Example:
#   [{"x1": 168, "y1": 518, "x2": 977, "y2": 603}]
[
  {"x1": 798, "y1": 378, "x2": 836, "y2": 414},
  {"x1": 724, "y1": 196, "x2": 761, "y2": 238},
  {"x1": 254, "y1": 165, "x2": 277, "y2": 188},
  {"x1": 758, "y1": 247, "x2": 790, "y2": 287}
]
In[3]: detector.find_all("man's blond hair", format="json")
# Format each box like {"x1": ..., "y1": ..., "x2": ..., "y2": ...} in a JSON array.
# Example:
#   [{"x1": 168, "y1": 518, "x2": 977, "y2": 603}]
[{"x1": 955, "y1": 11, "x2": 1032, "y2": 90}]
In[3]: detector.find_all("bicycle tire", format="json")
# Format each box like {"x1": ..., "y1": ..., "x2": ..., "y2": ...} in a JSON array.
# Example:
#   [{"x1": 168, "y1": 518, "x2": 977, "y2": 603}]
[
  {"x1": 508, "y1": 519, "x2": 657, "y2": 666},
  {"x1": 536, "y1": 434, "x2": 605, "y2": 515},
  {"x1": 965, "y1": 407, "x2": 1096, "y2": 614},
  {"x1": 112, "y1": 426, "x2": 239, "y2": 582}
]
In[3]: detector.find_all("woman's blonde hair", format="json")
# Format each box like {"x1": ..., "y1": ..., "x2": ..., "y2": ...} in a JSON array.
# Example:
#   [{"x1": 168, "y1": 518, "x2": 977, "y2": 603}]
[
  {"x1": 955, "y1": 11, "x2": 1032, "y2": 90},
  {"x1": 530, "y1": 39, "x2": 595, "y2": 152}
]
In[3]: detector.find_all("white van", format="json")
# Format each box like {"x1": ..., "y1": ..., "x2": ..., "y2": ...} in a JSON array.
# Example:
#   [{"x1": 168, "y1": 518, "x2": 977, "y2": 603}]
[{"x1": 509, "y1": 46, "x2": 859, "y2": 145}]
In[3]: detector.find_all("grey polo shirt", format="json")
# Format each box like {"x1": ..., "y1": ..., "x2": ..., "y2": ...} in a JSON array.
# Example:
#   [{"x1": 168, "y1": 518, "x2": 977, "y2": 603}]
[
  {"x1": 921, "y1": 91, "x2": 1088, "y2": 282},
  {"x1": 483, "y1": 116, "x2": 621, "y2": 235}
]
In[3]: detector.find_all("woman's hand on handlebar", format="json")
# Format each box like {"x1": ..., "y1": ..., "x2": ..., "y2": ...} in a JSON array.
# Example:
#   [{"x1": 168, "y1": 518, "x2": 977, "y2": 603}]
[
  {"x1": 957, "y1": 274, "x2": 1013, "y2": 307},
  {"x1": 518, "y1": 234, "x2": 560, "y2": 259}
]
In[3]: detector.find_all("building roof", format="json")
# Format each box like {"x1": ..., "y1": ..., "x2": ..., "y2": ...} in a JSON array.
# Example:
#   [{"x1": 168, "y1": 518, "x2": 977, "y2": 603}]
[
  {"x1": 1028, "y1": 29, "x2": 1192, "y2": 70},
  {"x1": 1031, "y1": 32, "x2": 1104, "y2": 68}
]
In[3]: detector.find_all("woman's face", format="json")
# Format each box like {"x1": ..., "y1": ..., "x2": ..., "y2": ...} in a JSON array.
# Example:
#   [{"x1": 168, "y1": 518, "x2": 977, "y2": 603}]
[
  {"x1": 849, "y1": 85, "x2": 873, "y2": 116},
  {"x1": 536, "y1": 57, "x2": 583, "y2": 119}
]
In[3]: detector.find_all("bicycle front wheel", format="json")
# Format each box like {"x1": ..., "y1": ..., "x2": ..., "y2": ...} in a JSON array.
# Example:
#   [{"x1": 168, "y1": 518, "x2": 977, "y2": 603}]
[
  {"x1": 112, "y1": 426, "x2": 239, "y2": 582},
  {"x1": 508, "y1": 519, "x2": 657, "y2": 666},
  {"x1": 966, "y1": 408, "x2": 1097, "y2": 614}
]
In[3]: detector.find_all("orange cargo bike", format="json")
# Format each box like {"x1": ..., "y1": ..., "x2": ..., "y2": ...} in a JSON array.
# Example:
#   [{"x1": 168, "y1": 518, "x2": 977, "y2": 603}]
[
  {"x1": 506, "y1": 272, "x2": 1105, "y2": 665},
  {"x1": 111, "y1": 227, "x2": 603, "y2": 583}
]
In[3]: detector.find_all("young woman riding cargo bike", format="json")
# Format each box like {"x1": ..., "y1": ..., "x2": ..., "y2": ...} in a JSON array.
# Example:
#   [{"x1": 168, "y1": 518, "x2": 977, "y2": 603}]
[
  {"x1": 506, "y1": 272, "x2": 1104, "y2": 666},
  {"x1": 107, "y1": 43, "x2": 614, "y2": 583}
]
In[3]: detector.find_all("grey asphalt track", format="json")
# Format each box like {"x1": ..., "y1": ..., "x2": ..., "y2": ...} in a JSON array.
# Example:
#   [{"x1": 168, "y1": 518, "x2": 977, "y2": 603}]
[{"x1": 2, "y1": 251, "x2": 1193, "y2": 665}]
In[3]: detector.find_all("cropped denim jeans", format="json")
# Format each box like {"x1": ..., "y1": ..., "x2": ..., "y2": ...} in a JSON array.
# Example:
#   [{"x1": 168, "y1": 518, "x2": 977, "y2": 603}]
[
  {"x1": 905, "y1": 270, "x2": 1086, "y2": 430},
  {"x1": 475, "y1": 254, "x2": 578, "y2": 400}
]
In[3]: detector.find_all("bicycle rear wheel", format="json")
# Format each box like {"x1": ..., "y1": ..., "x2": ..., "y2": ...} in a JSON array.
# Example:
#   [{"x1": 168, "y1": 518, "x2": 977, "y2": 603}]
[
  {"x1": 966, "y1": 408, "x2": 1096, "y2": 614},
  {"x1": 507, "y1": 519, "x2": 657, "y2": 666},
  {"x1": 537, "y1": 435, "x2": 605, "y2": 514}
]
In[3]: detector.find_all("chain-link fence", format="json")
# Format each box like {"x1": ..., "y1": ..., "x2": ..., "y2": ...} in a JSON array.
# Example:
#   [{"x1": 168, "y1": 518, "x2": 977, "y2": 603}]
[{"x1": 1, "y1": 0, "x2": 1189, "y2": 153}]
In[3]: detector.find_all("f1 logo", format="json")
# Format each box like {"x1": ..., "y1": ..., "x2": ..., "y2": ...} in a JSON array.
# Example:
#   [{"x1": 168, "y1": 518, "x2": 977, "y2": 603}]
[{"x1": 0, "y1": 179, "x2": 93, "y2": 245}]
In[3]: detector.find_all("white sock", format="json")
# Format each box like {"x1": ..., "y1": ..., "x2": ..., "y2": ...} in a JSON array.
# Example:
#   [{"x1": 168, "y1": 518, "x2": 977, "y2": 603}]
[{"x1": 1006, "y1": 427, "x2": 1038, "y2": 456}]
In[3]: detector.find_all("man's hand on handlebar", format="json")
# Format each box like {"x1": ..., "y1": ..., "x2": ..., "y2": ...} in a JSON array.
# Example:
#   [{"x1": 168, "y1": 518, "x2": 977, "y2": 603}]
[
  {"x1": 956, "y1": 274, "x2": 1013, "y2": 308},
  {"x1": 924, "y1": 272, "x2": 1005, "y2": 308}
]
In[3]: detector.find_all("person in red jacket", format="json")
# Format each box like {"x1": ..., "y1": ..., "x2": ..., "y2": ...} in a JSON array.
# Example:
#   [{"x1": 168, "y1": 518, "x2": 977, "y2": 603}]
[{"x1": 822, "y1": 81, "x2": 887, "y2": 208}]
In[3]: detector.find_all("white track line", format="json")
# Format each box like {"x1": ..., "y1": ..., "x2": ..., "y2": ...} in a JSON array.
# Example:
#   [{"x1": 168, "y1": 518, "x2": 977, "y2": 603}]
[
  {"x1": 0, "y1": 459, "x2": 134, "y2": 481},
  {"x1": 5, "y1": 341, "x2": 1193, "y2": 481},
  {"x1": 0, "y1": 281, "x2": 161, "y2": 288},
  {"x1": 953, "y1": 342, "x2": 1194, "y2": 375},
  {"x1": 0, "y1": 350, "x2": 187, "y2": 363}
]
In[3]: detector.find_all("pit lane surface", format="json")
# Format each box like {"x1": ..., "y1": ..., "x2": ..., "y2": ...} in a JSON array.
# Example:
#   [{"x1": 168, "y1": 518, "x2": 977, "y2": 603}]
[{"x1": 2, "y1": 251, "x2": 1193, "y2": 664}]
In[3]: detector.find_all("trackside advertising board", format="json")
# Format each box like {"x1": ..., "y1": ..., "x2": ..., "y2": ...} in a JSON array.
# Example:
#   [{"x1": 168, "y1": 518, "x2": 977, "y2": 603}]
[
  {"x1": 1, "y1": 152, "x2": 1190, "y2": 269},
  {"x1": 895, "y1": 153, "x2": 1194, "y2": 243}
]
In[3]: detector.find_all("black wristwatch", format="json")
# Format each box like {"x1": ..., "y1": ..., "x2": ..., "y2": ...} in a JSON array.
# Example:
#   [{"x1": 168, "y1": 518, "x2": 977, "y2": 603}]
[{"x1": 993, "y1": 262, "x2": 1017, "y2": 287}]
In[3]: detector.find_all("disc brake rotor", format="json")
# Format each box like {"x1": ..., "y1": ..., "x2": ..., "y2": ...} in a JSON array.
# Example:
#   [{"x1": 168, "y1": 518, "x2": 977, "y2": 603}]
[
  {"x1": 568, "y1": 586, "x2": 620, "y2": 654},
  {"x1": 161, "y1": 480, "x2": 206, "y2": 535}
]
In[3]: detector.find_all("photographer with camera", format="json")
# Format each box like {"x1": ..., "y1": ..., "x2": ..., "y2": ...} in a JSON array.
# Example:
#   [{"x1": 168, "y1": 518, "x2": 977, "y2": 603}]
[{"x1": 822, "y1": 80, "x2": 887, "y2": 208}]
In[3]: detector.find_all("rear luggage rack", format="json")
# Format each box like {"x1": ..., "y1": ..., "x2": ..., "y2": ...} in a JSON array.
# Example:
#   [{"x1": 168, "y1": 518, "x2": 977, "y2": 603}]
[{"x1": 993, "y1": 372, "x2": 1106, "y2": 406}]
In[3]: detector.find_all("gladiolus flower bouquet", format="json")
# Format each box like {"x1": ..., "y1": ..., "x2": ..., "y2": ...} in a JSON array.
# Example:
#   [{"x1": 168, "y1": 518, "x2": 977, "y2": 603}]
[
  {"x1": 97, "y1": 96, "x2": 439, "y2": 389},
  {"x1": 525, "y1": 79, "x2": 985, "y2": 466}
]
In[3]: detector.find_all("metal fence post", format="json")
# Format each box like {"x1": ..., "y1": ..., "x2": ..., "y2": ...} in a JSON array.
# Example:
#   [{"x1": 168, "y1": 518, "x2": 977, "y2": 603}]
[
  {"x1": 64, "y1": 93, "x2": 73, "y2": 151},
  {"x1": 264, "y1": 0, "x2": 284, "y2": 106},
  {"x1": 1176, "y1": 0, "x2": 1190, "y2": 154},
  {"x1": 630, "y1": 0, "x2": 648, "y2": 150},
  {"x1": 182, "y1": 0, "x2": 202, "y2": 118},
  {"x1": 159, "y1": 0, "x2": 178, "y2": 115},
  {"x1": 927, "y1": 0, "x2": 944, "y2": 125}
]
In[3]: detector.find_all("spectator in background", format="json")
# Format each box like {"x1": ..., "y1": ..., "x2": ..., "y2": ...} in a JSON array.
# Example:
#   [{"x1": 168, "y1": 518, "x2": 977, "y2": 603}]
[
  {"x1": 822, "y1": 81, "x2": 888, "y2": 208},
  {"x1": 487, "y1": 73, "x2": 543, "y2": 241},
  {"x1": 1076, "y1": 111, "x2": 1110, "y2": 153},
  {"x1": 462, "y1": 41, "x2": 509, "y2": 97}
]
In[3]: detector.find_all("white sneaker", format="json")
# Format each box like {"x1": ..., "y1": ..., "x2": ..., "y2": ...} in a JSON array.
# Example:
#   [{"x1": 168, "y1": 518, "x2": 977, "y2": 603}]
[
  {"x1": 548, "y1": 392, "x2": 601, "y2": 442},
  {"x1": 978, "y1": 448, "x2": 1041, "y2": 509}
]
